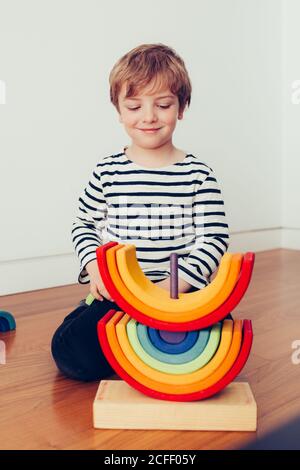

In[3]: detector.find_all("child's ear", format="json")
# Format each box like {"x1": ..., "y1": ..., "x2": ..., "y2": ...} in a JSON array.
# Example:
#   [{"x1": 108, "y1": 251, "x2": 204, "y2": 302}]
[{"x1": 178, "y1": 105, "x2": 186, "y2": 120}]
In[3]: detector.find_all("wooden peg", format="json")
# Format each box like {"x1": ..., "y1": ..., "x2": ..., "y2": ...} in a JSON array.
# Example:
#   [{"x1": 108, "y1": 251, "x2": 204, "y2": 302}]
[{"x1": 170, "y1": 253, "x2": 178, "y2": 299}]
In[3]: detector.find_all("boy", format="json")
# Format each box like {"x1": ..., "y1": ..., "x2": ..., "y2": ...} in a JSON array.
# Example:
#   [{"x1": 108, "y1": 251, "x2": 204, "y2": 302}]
[{"x1": 51, "y1": 43, "x2": 229, "y2": 381}]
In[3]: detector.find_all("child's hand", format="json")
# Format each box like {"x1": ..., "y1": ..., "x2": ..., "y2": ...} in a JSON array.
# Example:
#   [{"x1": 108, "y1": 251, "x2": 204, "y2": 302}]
[
  {"x1": 85, "y1": 259, "x2": 115, "y2": 302},
  {"x1": 154, "y1": 277, "x2": 170, "y2": 292},
  {"x1": 154, "y1": 276, "x2": 192, "y2": 294}
]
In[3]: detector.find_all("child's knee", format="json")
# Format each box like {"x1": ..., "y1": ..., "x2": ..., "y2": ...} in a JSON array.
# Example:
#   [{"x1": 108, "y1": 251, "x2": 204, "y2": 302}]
[{"x1": 51, "y1": 325, "x2": 113, "y2": 382}]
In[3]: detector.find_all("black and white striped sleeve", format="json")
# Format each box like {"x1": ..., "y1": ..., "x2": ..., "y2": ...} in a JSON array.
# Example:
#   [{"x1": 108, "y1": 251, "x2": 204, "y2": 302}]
[
  {"x1": 177, "y1": 168, "x2": 230, "y2": 290},
  {"x1": 71, "y1": 166, "x2": 107, "y2": 284}
]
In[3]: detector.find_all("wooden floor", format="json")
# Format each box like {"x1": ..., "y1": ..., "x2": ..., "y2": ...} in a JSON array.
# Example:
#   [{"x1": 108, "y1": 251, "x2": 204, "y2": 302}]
[{"x1": 1, "y1": 249, "x2": 300, "y2": 450}]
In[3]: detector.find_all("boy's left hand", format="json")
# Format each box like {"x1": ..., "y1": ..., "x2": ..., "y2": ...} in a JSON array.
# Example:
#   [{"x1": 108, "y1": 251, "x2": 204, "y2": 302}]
[{"x1": 154, "y1": 276, "x2": 192, "y2": 294}]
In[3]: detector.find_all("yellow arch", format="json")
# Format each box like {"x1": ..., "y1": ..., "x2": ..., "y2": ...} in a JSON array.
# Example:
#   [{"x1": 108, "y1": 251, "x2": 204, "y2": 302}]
[
  {"x1": 116, "y1": 245, "x2": 233, "y2": 312},
  {"x1": 106, "y1": 244, "x2": 242, "y2": 322}
]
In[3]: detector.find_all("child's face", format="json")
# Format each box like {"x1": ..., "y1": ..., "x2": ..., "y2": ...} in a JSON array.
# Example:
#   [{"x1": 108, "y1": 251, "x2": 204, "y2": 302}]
[{"x1": 118, "y1": 80, "x2": 184, "y2": 149}]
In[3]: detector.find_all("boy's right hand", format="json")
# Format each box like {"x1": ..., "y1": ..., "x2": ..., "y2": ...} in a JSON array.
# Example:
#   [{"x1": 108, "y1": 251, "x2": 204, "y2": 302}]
[{"x1": 85, "y1": 259, "x2": 115, "y2": 302}]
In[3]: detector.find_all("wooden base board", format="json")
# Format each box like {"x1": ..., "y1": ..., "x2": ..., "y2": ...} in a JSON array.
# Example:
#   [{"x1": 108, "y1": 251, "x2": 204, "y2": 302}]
[{"x1": 93, "y1": 380, "x2": 257, "y2": 431}]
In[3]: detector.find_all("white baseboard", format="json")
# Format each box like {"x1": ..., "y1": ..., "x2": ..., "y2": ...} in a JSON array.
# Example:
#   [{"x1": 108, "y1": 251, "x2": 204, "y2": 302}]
[
  {"x1": 281, "y1": 228, "x2": 300, "y2": 250},
  {"x1": 0, "y1": 254, "x2": 79, "y2": 296},
  {"x1": 0, "y1": 227, "x2": 298, "y2": 296},
  {"x1": 229, "y1": 227, "x2": 282, "y2": 252}
]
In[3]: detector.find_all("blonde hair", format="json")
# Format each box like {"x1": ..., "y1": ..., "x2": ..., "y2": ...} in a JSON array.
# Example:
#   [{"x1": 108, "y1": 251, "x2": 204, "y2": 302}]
[{"x1": 109, "y1": 43, "x2": 192, "y2": 114}]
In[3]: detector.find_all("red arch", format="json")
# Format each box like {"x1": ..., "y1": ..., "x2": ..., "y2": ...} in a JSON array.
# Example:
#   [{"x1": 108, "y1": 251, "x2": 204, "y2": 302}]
[{"x1": 96, "y1": 242, "x2": 255, "y2": 331}]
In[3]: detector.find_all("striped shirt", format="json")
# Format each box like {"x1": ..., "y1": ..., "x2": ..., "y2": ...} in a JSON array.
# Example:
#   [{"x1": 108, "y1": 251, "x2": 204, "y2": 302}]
[{"x1": 71, "y1": 149, "x2": 229, "y2": 289}]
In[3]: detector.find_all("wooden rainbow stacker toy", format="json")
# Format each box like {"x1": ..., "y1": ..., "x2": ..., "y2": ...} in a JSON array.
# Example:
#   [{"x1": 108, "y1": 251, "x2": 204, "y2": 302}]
[{"x1": 93, "y1": 241, "x2": 257, "y2": 431}]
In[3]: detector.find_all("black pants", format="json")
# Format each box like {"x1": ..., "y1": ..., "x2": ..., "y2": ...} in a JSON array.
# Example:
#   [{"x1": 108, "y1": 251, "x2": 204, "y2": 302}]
[{"x1": 51, "y1": 292, "x2": 233, "y2": 382}]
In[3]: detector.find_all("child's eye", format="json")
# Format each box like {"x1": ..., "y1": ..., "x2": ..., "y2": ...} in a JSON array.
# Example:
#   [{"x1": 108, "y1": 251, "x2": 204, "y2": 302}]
[{"x1": 127, "y1": 105, "x2": 171, "y2": 111}]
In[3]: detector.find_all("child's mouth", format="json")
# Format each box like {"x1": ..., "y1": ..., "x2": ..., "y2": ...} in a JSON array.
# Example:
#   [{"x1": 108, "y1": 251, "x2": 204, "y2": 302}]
[{"x1": 139, "y1": 128, "x2": 161, "y2": 133}]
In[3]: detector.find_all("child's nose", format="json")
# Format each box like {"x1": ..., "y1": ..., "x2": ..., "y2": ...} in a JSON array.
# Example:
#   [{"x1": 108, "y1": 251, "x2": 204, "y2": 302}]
[{"x1": 142, "y1": 107, "x2": 158, "y2": 122}]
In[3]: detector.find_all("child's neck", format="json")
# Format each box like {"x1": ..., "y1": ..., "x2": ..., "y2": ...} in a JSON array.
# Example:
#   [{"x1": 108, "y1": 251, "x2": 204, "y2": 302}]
[{"x1": 124, "y1": 143, "x2": 185, "y2": 169}]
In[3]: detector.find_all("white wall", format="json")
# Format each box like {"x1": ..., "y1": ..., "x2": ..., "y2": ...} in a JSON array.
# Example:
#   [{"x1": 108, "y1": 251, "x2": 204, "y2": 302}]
[
  {"x1": 281, "y1": 0, "x2": 300, "y2": 249},
  {"x1": 0, "y1": 0, "x2": 290, "y2": 295}
]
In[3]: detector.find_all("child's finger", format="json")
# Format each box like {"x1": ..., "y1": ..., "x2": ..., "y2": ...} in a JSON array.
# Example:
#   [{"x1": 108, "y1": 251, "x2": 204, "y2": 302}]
[
  {"x1": 97, "y1": 284, "x2": 109, "y2": 301},
  {"x1": 102, "y1": 287, "x2": 114, "y2": 302},
  {"x1": 91, "y1": 284, "x2": 103, "y2": 301}
]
